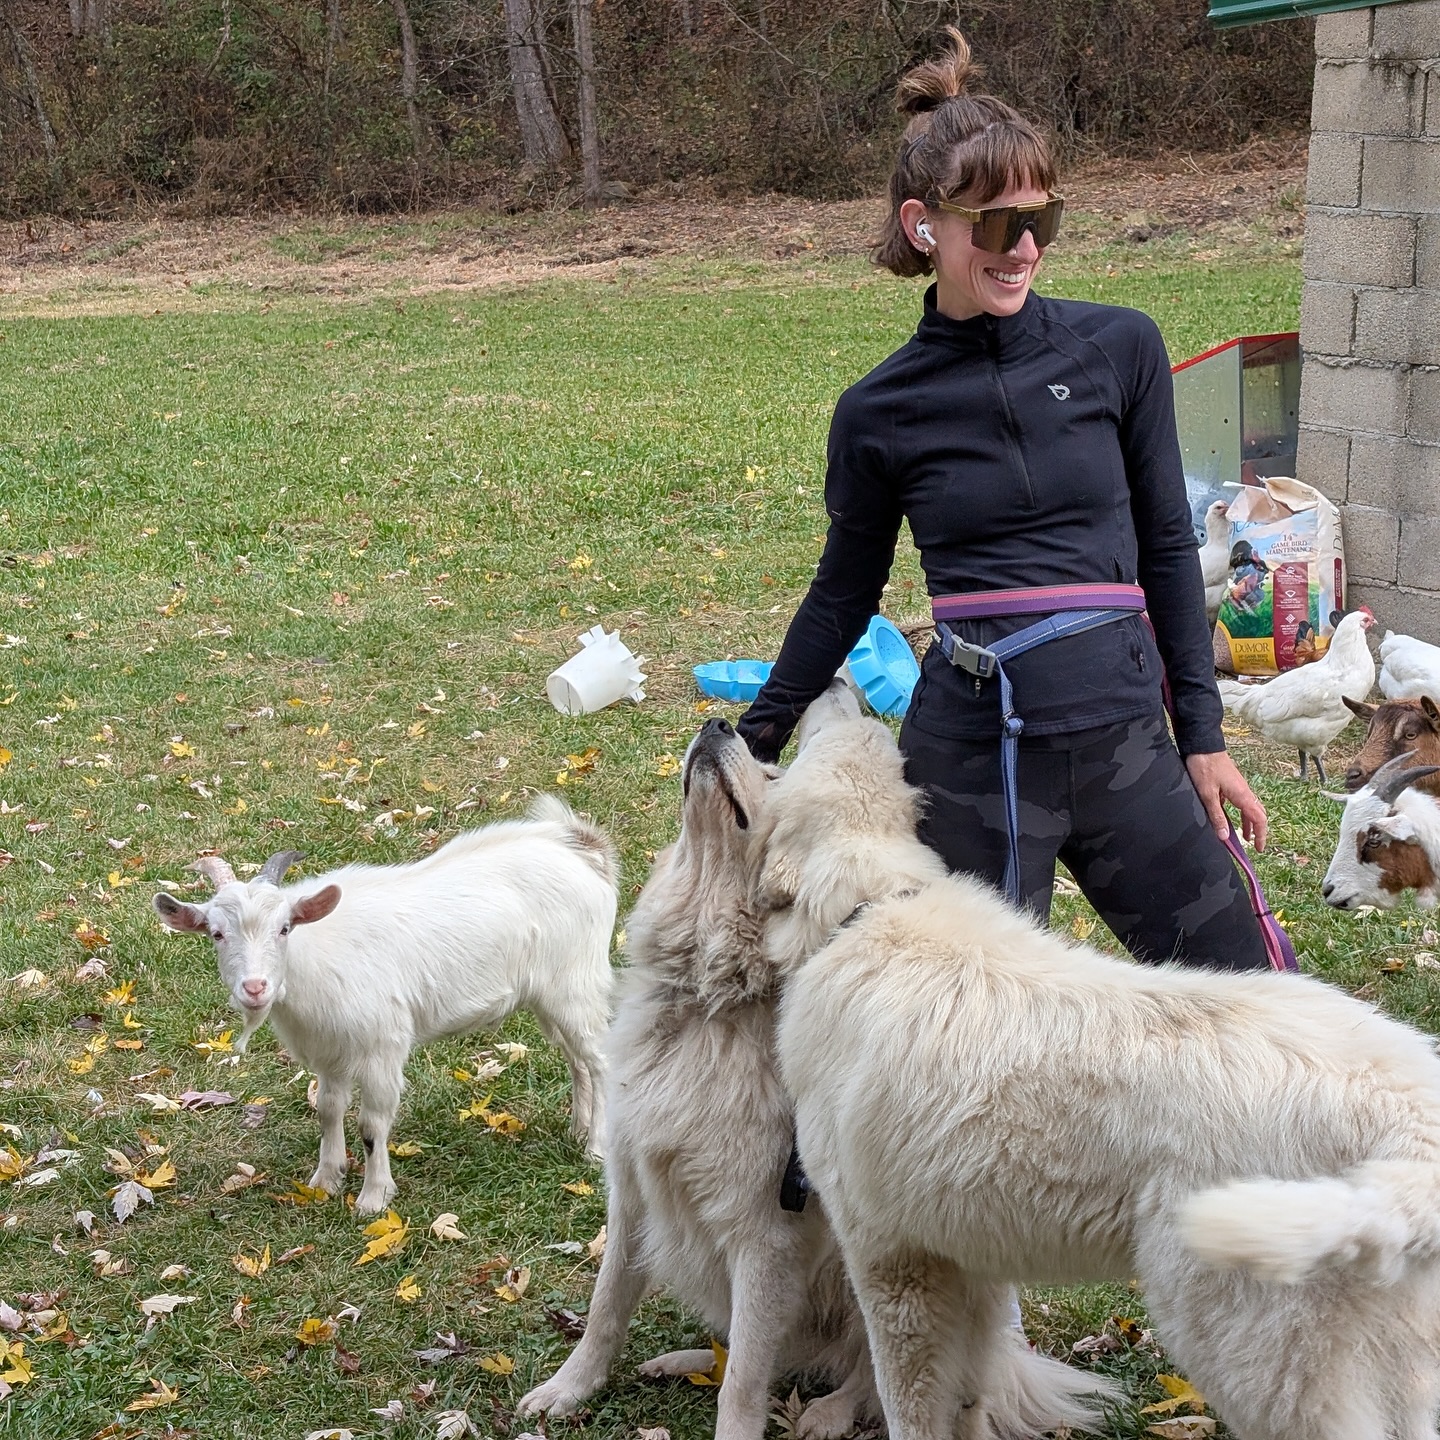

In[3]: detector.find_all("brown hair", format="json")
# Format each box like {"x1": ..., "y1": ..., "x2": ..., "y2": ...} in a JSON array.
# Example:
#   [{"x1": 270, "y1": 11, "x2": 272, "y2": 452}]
[{"x1": 874, "y1": 27, "x2": 1057, "y2": 279}]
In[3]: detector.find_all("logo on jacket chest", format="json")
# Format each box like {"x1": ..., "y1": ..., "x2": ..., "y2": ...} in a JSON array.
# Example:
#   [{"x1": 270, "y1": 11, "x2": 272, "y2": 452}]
[{"x1": 1047, "y1": 383, "x2": 1071, "y2": 401}]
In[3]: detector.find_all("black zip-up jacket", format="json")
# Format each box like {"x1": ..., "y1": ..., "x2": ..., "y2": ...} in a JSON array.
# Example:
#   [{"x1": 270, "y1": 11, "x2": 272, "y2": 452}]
[{"x1": 736, "y1": 288, "x2": 1224, "y2": 762}]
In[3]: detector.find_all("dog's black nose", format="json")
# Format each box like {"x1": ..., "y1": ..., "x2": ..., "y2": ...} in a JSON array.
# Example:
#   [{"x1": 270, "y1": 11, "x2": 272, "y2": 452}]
[{"x1": 700, "y1": 716, "x2": 734, "y2": 738}]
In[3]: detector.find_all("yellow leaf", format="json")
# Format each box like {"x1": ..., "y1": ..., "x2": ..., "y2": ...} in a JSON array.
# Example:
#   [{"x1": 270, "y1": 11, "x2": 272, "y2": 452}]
[
  {"x1": 232, "y1": 1245, "x2": 271, "y2": 1278},
  {"x1": 136, "y1": 1159, "x2": 176, "y2": 1190},
  {"x1": 223, "y1": 798, "x2": 249, "y2": 815},
  {"x1": 169, "y1": 741, "x2": 196, "y2": 759},
  {"x1": 479, "y1": 1352, "x2": 515, "y2": 1375},
  {"x1": 192, "y1": 1029, "x2": 234, "y2": 1055},
  {"x1": 295, "y1": 1316, "x2": 338, "y2": 1346},
  {"x1": 103, "y1": 979, "x2": 136, "y2": 1005},
  {"x1": 270, "y1": 1182, "x2": 331, "y2": 1207},
  {"x1": 685, "y1": 1340, "x2": 728, "y2": 1386},
  {"x1": 407, "y1": 721, "x2": 427, "y2": 738},
  {"x1": 0, "y1": 1147, "x2": 30, "y2": 1181},
  {"x1": 562, "y1": 746, "x2": 601, "y2": 776},
  {"x1": 420, "y1": 779, "x2": 443, "y2": 793},
  {"x1": 654, "y1": 754, "x2": 680, "y2": 777},
  {"x1": 484, "y1": 1110, "x2": 525, "y2": 1136},
  {"x1": 1071, "y1": 915, "x2": 1096, "y2": 940},
  {"x1": 452, "y1": 1069, "x2": 472, "y2": 1083},
  {"x1": 68, "y1": 1052, "x2": 96, "y2": 1075},
  {"x1": 561, "y1": 1181, "x2": 593, "y2": 1196},
  {"x1": 0, "y1": 748, "x2": 11, "y2": 771},
  {"x1": 389, "y1": 1140, "x2": 424, "y2": 1157},
  {"x1": 356, "y1": 1210, "x2": 408, "y2": 1265},
  {"x1": 493, "y1": 1265, "x2": 531, "y2": 1303},
  {"x1": 74, "y1": 920, "x2": 110, "y2": 950},
  {"x1": 114, "y1": 1038, "x2": 144, "y2": 1052},
  {"x1": 0, "y1": 1339, "x2": 32, "y2": 1386},
  {"x1": 122, "y1": 1010, "x2": 143, "y2": 1030},
  {"x1": 125, "y1": 1378, "x2": 180, "y2": 1411},
  {"x1": 568, "y1": 552, "x2": 593, "y2": 571},
  {"x1": 1142, "y1": 1374, "x2": 1207, "y2": 1417},
  {"x1": 394, "y1": 1274, "x2": 422, "y2": 1303},
  {"x1": 58, "y1": 695, "x2": 78, "y2": 712}
]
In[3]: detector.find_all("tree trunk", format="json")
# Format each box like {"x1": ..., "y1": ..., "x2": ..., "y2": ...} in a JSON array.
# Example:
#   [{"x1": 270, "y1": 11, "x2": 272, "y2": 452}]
[
  {"x1": 83, "y1": 0, "x2": 110, "y2": 43},
  {"x1": 676, "y1": 0, "x2": 692, "y2": 39},
  {"x1": 4, "y1": 12, "x2": 58, "y2": 167},
  {"x1": 571, "y1": 0, "x2": 601, "y2": 205},
  {"x1": 69, "y1": 0, "x2": 84, "y2": 38},
  {"x1": 501, "y1": 0, "x2": 570, "y2": 169},
  {"x1": 389, "y1": 0, "x2": 425, "y2": 162}
]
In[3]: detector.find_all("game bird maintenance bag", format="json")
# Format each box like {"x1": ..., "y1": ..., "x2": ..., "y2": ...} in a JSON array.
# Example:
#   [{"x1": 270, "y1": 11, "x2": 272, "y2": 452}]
[{"x1": 1213, "y1": 477, "x2": 1346, "y2": 676}]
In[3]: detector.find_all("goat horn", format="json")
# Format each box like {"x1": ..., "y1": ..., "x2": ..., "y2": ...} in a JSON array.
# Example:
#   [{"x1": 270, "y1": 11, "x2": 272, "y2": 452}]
[
  {"x1": 1369, "y1": 752, "x2": 1440, "y2": 805},
  {"x1": 256, "y1": 849, "x2": 305, "y2": 886},
  {"x1": 189, "y1": 854, "x2": 237, "y2": 889}
]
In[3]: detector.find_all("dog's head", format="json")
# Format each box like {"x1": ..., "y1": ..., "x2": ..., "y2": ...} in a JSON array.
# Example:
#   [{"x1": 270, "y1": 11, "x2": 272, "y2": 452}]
[
  {"x1": 757, "y1": 682, "x2": 947, "y2": 972},
  {"x1": 625, "y1": 715, "x2": 781, "y2": 1008}
]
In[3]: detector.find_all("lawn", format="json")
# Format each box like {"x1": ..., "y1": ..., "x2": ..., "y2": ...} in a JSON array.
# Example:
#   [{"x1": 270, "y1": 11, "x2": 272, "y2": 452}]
[{"x1": 0, "y1": 223, "x2": 1427, "y2": 1440}]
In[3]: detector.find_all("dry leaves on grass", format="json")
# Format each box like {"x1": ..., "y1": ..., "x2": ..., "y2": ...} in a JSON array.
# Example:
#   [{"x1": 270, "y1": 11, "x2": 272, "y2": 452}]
[
  {"x1": 478, "y1": 1352, "x2": 514, "y2": 1375},
  {"x1": 139, "y1": 1294, "x2": 197, "y2": 1329},
  {"x1": 1146, "y1": 1421, "x2": 1217, "y2": 1439},
  {"x1": 296, "y1": 1316, "x2": 339, "y2": 1346},
  {"x1": 232, "y1": 1245, "x2": 271, "y2": 1277},
  {"x1": 434, "y1": 1411, "x2": 477, "y2": 1439},
  {"x1": 125, "y1": 1377, "x2": 180, "y2": 1411},
  {"x1": 1142, "y1": 1374, "x2": 1208, "y2": 1416},
  {"x1": 430, "y1": 1212, "x2": 466, "y2": 1241},
  {"x1": 109, "y1": 1179, "x2": 154, "y2": 1223},
  {"x1": 356, "y1": 1210, "x2": 408, "y2": 1266},
  {"x1": 492, "y1": 1265, "x2": 530, "y2": 1303},
  {"x1": 395, "y1": 1275, "x2": 422, "y2": 1303}
]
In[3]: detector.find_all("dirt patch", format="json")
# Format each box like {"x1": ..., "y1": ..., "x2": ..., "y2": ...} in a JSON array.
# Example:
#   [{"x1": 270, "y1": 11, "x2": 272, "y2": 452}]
[{"x1": 0, "y1": 140, "x2": 1306, "y2": 316}]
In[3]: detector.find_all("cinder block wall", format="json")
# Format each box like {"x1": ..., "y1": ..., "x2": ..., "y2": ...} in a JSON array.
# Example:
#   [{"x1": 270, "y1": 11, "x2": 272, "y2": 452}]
[{"x1": 1298, "y1": 1, "x2": 1440, "y2": 635}]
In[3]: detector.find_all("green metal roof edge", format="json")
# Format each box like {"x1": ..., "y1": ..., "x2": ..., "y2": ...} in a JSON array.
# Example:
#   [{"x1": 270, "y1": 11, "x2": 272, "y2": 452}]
[{"x1": 1210, "y1": 0, "x2": 1408, "y2": 26}]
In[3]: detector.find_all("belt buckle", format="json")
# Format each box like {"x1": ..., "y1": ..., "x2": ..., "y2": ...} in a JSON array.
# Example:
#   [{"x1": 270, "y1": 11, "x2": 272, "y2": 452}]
[{"x1": 947, "y1": 637, "x2": 998, "y2": 679}]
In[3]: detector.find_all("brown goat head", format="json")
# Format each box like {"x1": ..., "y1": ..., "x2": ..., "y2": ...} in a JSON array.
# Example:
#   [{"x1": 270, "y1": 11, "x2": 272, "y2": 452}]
[{"x1": 1344, "y1": 696, "x2": 1440, "y2": 793}]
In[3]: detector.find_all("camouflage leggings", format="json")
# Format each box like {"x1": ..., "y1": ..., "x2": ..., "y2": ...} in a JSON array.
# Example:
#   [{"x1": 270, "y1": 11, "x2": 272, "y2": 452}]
[{"x1": 898, "y1": 712, "x2": 1270, "y2": 972}]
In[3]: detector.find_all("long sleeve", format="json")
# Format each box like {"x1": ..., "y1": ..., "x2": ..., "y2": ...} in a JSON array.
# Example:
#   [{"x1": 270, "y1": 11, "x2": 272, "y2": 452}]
[
  {"x1": 1120, "y1": 318, "x2": 1226, "y2": 756},
  {"x1": 736, "y1": 394, "x2": 903, "y2": 762}
]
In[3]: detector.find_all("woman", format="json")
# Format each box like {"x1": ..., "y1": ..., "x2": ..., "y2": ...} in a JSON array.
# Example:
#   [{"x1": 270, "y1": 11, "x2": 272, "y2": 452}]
[{"x1": 737, "y1": 28, "x2": 1269, "y2": 972}]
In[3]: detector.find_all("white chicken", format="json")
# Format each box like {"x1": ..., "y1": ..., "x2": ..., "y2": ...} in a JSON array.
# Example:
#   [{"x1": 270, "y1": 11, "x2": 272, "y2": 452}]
[
  {"x1": 1379, "y1": 630, "x2": 1440, "y2": 701},
  {"x1": 1198, "y1": 499, "x2": 1231, "y2": 630},
  {"x1": 1217, "y1": 608, "x2": 1376, "y2": 782}
]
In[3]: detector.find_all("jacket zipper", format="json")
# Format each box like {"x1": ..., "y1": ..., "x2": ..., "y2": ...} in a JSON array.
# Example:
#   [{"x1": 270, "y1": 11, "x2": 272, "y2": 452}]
[{"x1": 986, "y1": 324, "x2": 1036, "y2": 510}]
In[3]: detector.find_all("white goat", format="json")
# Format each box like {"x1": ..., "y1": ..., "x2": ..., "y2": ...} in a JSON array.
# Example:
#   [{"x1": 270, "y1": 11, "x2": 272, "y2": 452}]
[
  {"x1": 153, "y1": 795, "x2": 618, "y2": 1212},
  {"x1": 1323, "y1": 753, "x2": 1440, "y2": 910}
]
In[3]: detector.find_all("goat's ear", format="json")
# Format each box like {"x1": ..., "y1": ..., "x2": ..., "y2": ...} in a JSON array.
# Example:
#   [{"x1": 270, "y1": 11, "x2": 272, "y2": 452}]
[
  {"x1": 1343, "y1": 695, "x2": 1376, "y2": 721},
  {"x1": 1376, "y1": 813, "x2": 1420, "y2": 843},
  {"x1": 153, "y1": 893, "x2": 210, "y2": 933},
  {"x1": 1422, "y1": 696, "x2": 1440, "y2": 726},
  {"x1": 288, "y1": 884, "x2": 341, "y2": 926}
]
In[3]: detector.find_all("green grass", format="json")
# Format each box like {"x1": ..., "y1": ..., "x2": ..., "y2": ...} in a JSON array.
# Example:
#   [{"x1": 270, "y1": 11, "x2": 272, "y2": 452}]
[{"x1": 0, "y1": 235, "x2": 1419, "y2": 1439}]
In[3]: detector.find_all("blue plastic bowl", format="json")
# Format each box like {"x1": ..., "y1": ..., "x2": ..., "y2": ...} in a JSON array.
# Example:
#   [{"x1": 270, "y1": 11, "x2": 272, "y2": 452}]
[
  {"x1": 846, "y1": 615, "x2": 920, "y2": 718},
  {"x1": 693, "y1": 659, "x2": 775, "y2": 704}
]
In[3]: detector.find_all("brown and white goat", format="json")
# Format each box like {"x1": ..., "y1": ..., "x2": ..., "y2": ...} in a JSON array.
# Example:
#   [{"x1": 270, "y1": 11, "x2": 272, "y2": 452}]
[
  {"x1": 1323, "y1": 753, "x2": 1440, "y2": 909},
  {"x1": 1342, "y1": 694, "x2": 1440, "y2": 794}
]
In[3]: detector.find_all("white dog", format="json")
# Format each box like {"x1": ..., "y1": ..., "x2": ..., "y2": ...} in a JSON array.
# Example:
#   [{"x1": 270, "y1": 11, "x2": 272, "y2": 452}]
[
  {"x1": 763, "y1": 691, "x2": 1440, "y2": 1440},
  {"x1": 519, "y1": 704, "x2": 1111, "y2": 1440}
]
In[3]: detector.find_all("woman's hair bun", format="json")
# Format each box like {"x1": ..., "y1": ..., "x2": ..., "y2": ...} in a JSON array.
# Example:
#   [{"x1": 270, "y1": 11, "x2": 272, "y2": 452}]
[{"x1": 895, "y1": 25, "x2": 983, "y2": 116}]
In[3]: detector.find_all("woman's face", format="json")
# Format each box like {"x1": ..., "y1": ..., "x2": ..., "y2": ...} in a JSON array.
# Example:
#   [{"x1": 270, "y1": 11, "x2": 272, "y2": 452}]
[{"x1": 901, "y1": 179, "x2": 1050, "y2": 323}]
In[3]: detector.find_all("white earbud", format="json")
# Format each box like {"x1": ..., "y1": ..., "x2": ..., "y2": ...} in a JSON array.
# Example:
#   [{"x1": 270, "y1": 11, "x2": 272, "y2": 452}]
[{"x1": 916, "y1": 221, "x2": 936, "y2": 247}]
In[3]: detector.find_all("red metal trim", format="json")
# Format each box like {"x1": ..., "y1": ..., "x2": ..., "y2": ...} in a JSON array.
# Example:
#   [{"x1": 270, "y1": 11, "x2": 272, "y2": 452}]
[{"x1": 1170, "y1": 331, "x2": 1298, "y2": 375}]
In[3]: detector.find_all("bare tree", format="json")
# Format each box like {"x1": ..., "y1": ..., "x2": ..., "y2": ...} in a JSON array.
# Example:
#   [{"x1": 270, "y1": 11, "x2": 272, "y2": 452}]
[
  {"x1": 390, "y1": 0, "x2": 425, "y2": 161},
  {"x1": 571, "y1": 0, "x2": 600, "y2": 204},
  {"x1": 323, "y1": 0, "x2": 342, "y2": 103},
  {"x1": 84, "y1": 0, "x2": 111, "y2": 43},
  {"x1": 502, "y1": 0, "x2": 570, "y2": 170},
  {"x1": 2, "y1": 9, "x2": 57, "y2": 167}
]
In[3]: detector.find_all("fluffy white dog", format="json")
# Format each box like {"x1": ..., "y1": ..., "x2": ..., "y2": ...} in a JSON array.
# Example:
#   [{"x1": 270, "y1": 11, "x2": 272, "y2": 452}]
[
  {"x1": 765, "y1": 688, "x2": 1440, "y2": 1440},
  {"x1": 519, "y1": 702, "x2": 1113, "y2": 1440}
]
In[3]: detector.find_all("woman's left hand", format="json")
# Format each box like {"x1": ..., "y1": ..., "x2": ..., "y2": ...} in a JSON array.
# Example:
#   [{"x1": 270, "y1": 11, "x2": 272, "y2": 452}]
[{"x1": 1185, "y1": 750, "x2": 1267, "y2": 851}]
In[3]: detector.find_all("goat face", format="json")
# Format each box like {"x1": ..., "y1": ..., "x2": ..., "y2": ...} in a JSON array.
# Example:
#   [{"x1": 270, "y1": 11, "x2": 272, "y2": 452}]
[
  {"x1": 1343, "y1": 697, "x2": 1440, "y2": 792},
  {"x1": 153, "y1": 877, "x2": 341, "y2": 1028},
  {"x1": 1323, "y1": 789, "x2": 1438, "y2": 910}
]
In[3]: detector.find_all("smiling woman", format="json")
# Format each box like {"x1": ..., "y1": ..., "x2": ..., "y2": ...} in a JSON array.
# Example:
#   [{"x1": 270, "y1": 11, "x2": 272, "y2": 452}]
[{"x1": 738, "y1": 26, "x2": 1274, "y2": 976}]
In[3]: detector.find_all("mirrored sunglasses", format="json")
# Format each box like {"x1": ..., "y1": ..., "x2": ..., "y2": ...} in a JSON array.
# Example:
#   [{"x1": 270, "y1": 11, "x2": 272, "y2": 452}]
[{"x1": 932, "y1": 194, "x2": 1065, "y2": 254}]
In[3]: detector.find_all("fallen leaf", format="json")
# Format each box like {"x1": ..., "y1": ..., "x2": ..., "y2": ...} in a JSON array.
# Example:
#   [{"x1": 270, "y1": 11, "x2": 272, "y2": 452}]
[
  {"x1": 586, "y1": 1225, "x2": 607, "y2": 1262},
  {"x1": 158, "y1": 1263, "x2": 191, "y2": 1280},
  {"x1": 493, "y1": 1265, "x2": 530, "y2": 1303},
  {"x1": 395, "y1": 1275, "x2": 423, "y2": 1303},
  {"x1": 110, "y1": 1179, "x2": 154, "y2": 1223},
  {"x1": 102, "y1": 980, "x2": 136, "y2": 1006},
  {"x1": 18, "y1": 1168, "x2": 59, "y2": 1188},
  {"x1": 74, "y1": 920, "x2": 110, "y2": 950},
  {"x1": 1142, "y1": 1374, "x2": 1207, "y2": 1417},
  {"x1": 124, "y1": 1378, "x2": 180, "y2": 1411},
  {"x1": 494, "y1": 1042, "x2": 528, "y2": 1063},
  {"x1": 139, "y1": 1293, "x2": 197, "y2": 1327},
  {"x1": 274, "y1": 1243, "x2": 315, "y2": 1266},
  {"x1": 371, "y1": 1399, "x2": 406, "y2": 1420},
  {"x1": 389, "y1": 1140, "x2": 424, "y2": 1156},
  {"x1": 430, "y1": 1212, "x2": 466, "y2": 1241},
  {"x1": 304, "y1": 1430, "x2": 356, "y2": 1440},
  {"x1": 113, "y1": 1038, "x2": 144, "y2": 1052},
  {"x1": 296, "y1": 1316, "x2": 339, "y2": 1346},
  {"x1": 232, "y1": 1296, "x2": 253, "y2": 1328},
  {"x1": 232, "y1": 1245, "x2": 271, "y2": 1278},
  {"x1": 74, "y1": 1210, "x2": 96, "y2": 1236},
  {"x1": 135, "y1": 1092, "x2": 182, "y2": 1113},
  {"x1": 654, "y1": 753, "x2": 680, "y2": 777},
  {"x1": 685, "y1": 1339, "x2": 728, "y2": 1386},
  {"x1": 270, "y1": 1182, "x2": 330, "y2": 1206},
  {"x1": 434, "y1": 1410, "x2": 476, "y2": 1440},
  {"x1": 134, "y1": 1158, "x2": 176, "y2": 1190},
  {"x1": 10, "y1": 968, "x2": 47, "y2": 990},
  {"x1": 356, "y1": 1209, "x2": 408, "y2": 1265},
  {"x1": 545, "y1": 1306, "x2": 587, "y2": 1340},
  {"x1": 638, "y1": 1429, "x2": 672, "y2": 1440},
  {"x1": 241, "y1": 1101, "x2": 270, "y2": 1129},
  {"x1": 1145, "y1": 1421, "x2": 1217, "y2": 1439},
  {"x1": 220, "y1": 1164, "x2": 266, "y2": 1195},
  {"x1": 335, "y1": 1341, "x2": 361, "y2": 1375},
  {"x1": 478, "y1": 1352, "x2": 514, "y2": 1375},
  {"x1": 0, "y1": 1339, "x2": 33, "y2": 1387},
  {"x1": 179, "y1": 1089, "x2": 235, "y2": 1110},
  {"x1": 561, "y1": 1180, "x2": 593, "y2": 1196}
]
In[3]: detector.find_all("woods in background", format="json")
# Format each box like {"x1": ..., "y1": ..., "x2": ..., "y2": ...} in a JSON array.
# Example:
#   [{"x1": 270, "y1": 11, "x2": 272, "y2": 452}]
[{"x1": 0, "y1": 0, "x2": 1313, "y2": 217}]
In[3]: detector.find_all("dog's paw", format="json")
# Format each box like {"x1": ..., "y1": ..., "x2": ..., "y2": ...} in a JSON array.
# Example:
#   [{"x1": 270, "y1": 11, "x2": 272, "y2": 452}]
[
  {"x1": 794, "y1": 1391, "x2": 860, "y2": 1440},
  {"x1": 517, "y1": 1379, "x2": 586, "y2": 1417},
  {"x1": 637, "y1": 1348, "x2": 718, "y2": 1380}
]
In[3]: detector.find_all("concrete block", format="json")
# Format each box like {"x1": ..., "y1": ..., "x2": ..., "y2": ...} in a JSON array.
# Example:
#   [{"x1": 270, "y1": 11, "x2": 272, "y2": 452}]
[
  {"x1": 1297, "y1": 426, "x2": 1353, "y2": 502},
  {"x1": 1301, "y1": 357, "x2": 1411, "y2": 435},
  {"x1": 1354, "y1": 583, "x2": 1440, "y2": 642},
  {"x1": 1304, "y1": 209, "x2": 1416, "y2": 287},
  {"x1": 1344, "y1": 503, "x2": 1402, "y2": 583},
  {"x1": 1301, "y1": 282, "x2": 1356, "y2": 356},
  {"x1": 1361, "y1": 136, "x2": 1440, "y2": 214},
  {"x1": 1429, "y1": 72, "x2": 1440, "y2": 138},
  {"x1": 1307, "y1": 131, "x2": 1364, "y2": 208},
  {"x1": 1373, "y1": 2, "x2": 1440, "y2": 62},
  {"x1": 1418, "y1": 216, "x2": 1440, "y2": 287},
  {"x1": 1410, "y1": 369, "x2": 1440, "y2": 444},
  {"x1": 1349, "y1": 432, "x2": 1440, "y2": 513},
  {"x1": 1312, "y1": 58, "x2": 1423, "y2": 135},
  {"x1": 1400, "y1": 514, "x2": 1440, "y2": 590},
  {"x1": 1315, "y1": 7, "x2": 1372, "y2": 59},
  {"x1": 1354, "y1": 287, "x2": 1440, "y2": 365}
]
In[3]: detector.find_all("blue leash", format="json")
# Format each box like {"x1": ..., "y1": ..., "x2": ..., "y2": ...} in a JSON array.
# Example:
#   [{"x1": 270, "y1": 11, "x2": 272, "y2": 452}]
[{"x1": 937, "y1": 608, "x2": 1141, "y2": 904}]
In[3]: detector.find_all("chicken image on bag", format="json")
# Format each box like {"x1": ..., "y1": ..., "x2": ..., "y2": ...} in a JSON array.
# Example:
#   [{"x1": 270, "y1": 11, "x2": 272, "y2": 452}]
[{"x1": 1213, "y1": 477, "x2": 1347, "y2": 676}]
